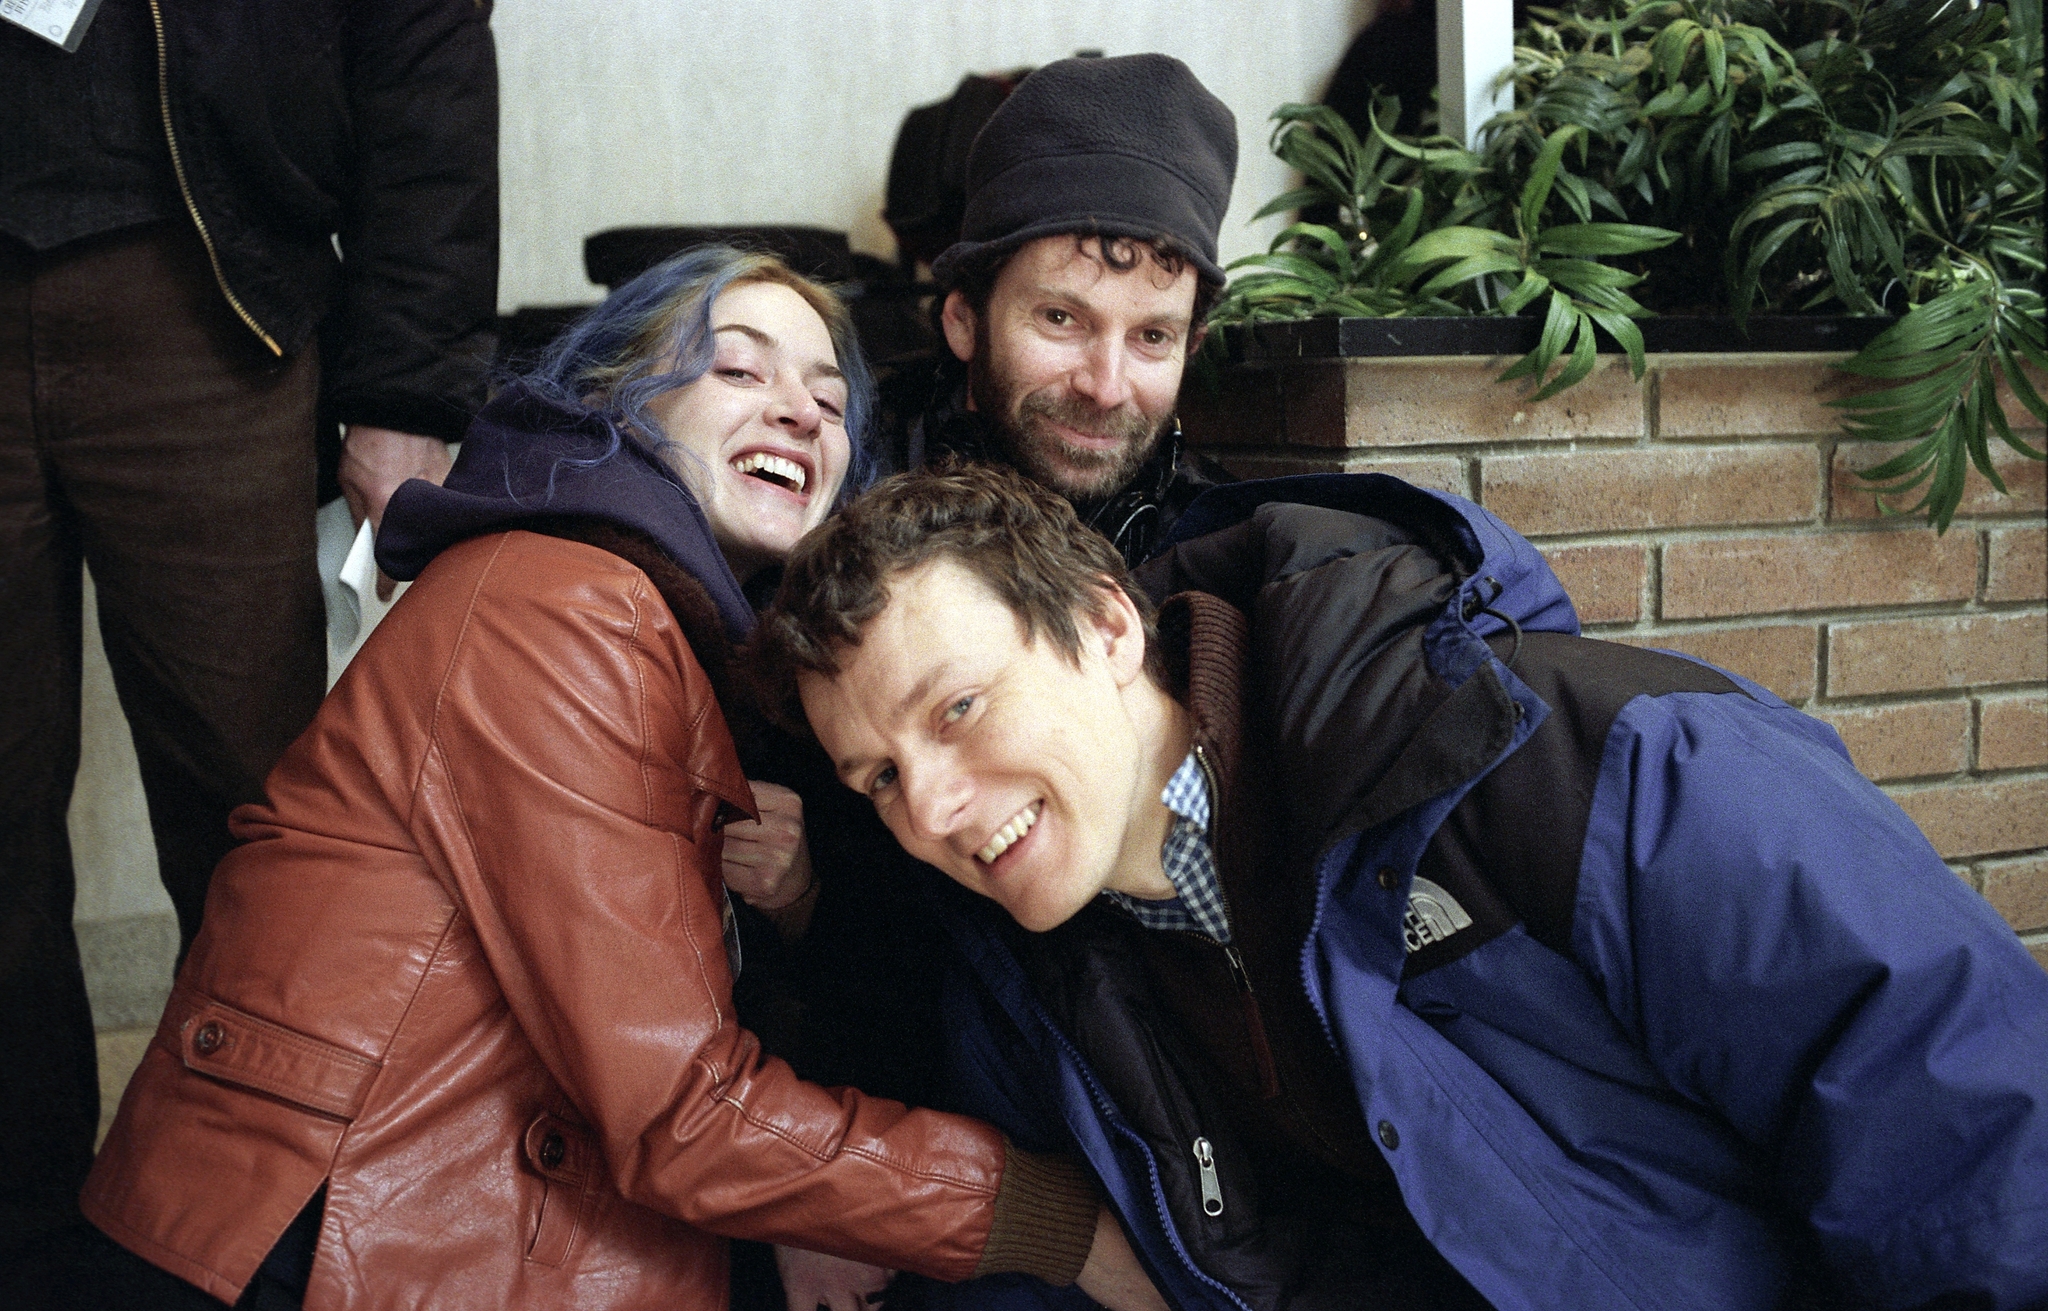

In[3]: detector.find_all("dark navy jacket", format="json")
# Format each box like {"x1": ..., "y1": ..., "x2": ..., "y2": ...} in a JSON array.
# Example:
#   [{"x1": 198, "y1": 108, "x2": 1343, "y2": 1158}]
[{"x1": 931, "y1": 475, "x2": 2048, "y2": 1311}]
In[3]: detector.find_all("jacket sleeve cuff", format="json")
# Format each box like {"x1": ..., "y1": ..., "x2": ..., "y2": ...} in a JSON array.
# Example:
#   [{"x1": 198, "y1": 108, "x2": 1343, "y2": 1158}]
[{"x1": 971, "y1": 1141, "x2": 1099, "y2": 1285}]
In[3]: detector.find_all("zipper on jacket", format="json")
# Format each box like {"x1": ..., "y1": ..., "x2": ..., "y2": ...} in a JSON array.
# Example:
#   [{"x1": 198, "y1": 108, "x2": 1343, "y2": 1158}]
[
  {"x1": 1192, "y1": 743, "x2": 1282, "y2": 1100},
  {"x1": 1191, "y1": 1137, "x2": 1224, "y2": 1217},
  {"x1": 149, "y1": 0, "x2": 282, "y2": 356}
]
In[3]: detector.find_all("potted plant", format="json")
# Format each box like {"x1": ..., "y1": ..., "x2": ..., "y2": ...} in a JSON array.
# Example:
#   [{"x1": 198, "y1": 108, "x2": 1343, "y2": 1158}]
[{"x1": 1206, "y1": 0, "x2": 2043, "y2": 528}]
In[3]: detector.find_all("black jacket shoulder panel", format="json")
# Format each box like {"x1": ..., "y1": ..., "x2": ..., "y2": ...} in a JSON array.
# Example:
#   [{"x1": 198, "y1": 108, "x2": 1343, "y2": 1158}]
[{"x1": 1417, "y1": 633, "x2": 1748, "y2": 964}]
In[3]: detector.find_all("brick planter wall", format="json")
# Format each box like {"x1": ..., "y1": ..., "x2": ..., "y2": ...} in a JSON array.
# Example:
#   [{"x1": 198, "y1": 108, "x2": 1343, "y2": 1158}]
[{"x1": 1182, "y1": 351, "x2": 2048, "y2": 968}]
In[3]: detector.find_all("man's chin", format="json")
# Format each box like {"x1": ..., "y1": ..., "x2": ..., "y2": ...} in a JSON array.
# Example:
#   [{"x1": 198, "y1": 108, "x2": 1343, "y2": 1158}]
[{"x1": 1006, "y1": 428, "x2": 1158, "y2": 501}]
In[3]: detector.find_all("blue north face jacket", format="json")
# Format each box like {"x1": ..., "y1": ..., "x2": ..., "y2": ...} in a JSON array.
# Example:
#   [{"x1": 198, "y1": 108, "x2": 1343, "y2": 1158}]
[{"x1": 928, "y1": 475, "x2": 2048, "y2": 1311}]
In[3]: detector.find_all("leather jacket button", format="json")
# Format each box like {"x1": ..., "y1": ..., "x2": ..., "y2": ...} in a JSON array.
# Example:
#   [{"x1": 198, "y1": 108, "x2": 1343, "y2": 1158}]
[
  {"x1": 193, "y1": 1021, "x2": 226, "y2": 1056},
  {"x1": 539, "y1": 1133, "x2": 566, "y2": 1169},
  {"x1": 1377, "y1": 1120, "x2": 1400, "y2": 1150},
  {"x1": 1377, "y1": 867, "x2": 1398, "y2": 891}
]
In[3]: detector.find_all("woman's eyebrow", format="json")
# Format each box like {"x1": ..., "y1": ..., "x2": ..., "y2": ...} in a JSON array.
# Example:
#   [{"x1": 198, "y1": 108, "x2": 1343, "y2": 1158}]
[{"x1": 714, "y1": 322, "x2": 843, "y2": 382}]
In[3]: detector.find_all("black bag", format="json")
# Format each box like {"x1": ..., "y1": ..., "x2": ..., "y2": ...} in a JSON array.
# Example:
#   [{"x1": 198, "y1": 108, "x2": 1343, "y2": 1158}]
[{"x1": 882, "y1": 70, "x2": 1029, "y2": 274}]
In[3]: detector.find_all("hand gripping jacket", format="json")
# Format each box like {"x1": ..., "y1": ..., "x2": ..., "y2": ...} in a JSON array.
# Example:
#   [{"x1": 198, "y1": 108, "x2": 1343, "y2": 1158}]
[{"x1": 929, "y1": 474, "x2": 2048, "y2": 1311}]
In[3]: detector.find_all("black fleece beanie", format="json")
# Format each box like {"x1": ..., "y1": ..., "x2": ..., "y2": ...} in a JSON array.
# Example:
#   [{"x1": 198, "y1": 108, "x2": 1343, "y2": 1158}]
[{"x1": 930, "y1": 53, "x2": 1238, "y2": 287}]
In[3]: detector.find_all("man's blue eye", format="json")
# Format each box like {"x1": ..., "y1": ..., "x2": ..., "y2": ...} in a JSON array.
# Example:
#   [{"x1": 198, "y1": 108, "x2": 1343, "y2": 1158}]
[
  {"x1": 943, "y1": 696, "x2": 973, "y2": 723},
  {"x1": 869, "y1": 765, "x2": 897, "y2": 794}
]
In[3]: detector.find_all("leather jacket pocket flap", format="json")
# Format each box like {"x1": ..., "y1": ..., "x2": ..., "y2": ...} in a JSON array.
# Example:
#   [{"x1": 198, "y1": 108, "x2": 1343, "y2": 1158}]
[
  {"x1": 178, "y1": 998, "x2": 381, "y2": 1120},
  {"x1": 522, "y1": 1112, "x2": 599, "y2": 1187}
]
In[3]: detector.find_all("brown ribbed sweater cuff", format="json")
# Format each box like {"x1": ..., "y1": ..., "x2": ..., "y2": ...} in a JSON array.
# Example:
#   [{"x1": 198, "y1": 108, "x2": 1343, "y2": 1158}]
[{"x1": 972, "y1": 1142, "x2": 1099, "y2": 1284}]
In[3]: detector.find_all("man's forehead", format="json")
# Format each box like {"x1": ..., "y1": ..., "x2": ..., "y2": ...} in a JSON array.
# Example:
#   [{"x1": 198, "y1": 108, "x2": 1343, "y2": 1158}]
[{"x1": 1002, "y1": 235, "x2": 1198, "y2": 303}]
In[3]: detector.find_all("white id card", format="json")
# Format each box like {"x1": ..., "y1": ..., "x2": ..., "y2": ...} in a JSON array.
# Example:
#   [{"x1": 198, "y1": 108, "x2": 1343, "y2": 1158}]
[{"x1": 1, "y1": 0, "x2": 104, "y2": 53}]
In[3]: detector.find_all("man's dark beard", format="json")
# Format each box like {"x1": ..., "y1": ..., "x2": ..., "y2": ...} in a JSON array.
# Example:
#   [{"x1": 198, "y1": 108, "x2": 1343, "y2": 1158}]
[{"x1": 968, "y1": 347, "x2": 1170, "y2": 502}]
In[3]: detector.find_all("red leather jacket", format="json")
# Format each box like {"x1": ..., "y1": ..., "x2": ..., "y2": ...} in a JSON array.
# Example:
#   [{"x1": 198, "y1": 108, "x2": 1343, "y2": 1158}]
[{"x1": 83, "y1": 530, "x2": 1093, "y2": 1309}]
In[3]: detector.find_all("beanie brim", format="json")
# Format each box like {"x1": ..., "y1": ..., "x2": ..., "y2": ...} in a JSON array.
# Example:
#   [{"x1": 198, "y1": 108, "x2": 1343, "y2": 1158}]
[{"x1": 931, "y1": 150, "x2": 1229, "y2": 288}]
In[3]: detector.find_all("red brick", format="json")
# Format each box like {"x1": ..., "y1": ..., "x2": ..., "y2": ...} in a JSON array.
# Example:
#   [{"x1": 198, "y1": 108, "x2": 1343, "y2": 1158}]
[
  {"x1": 1661, "y1": 355, "x2": 2044, "y2": 442},
  {"x1": 1543, "y1": 545, "x2": 1644, "y2": 625},
  {"x1": 1828, "y1": 612, "x2": 2048, "y2": 697},
  {"x1": 1662, "y1": 530, "x2": 1977, "y2": 620},
  {"x1": 1658, "y1": 356, "x2": 1875, "y2": 439},
  {"x1": 1612, "y1": 624, "x2": 1817, "y2": 702},
  {"x1": 1330, "y1": 356, "x2": 1646, "y2": 448},
  {"x1": 1979, "y1": 852, "x2": 2048, "y2": 934},
  {"x1": 1984, "y1": 525, "x2": 2047, "y2": 602},
  {"x1": 1889, "y1": 775, "x2": 2048, "y2": 860},
  {"x1": 1482, "y1": 445, "x2": 1818, "y2": 537},
  {"x1": 1213, "y1": 451, "x2": 1469, "y2": 498},
  {"x1": 1832, "y1": 439, "x2": 2047, "y2": 522},
  {"x1": 1814, "y1": 700, "x2": 1970, "y2": 782},
  {"x1": 1979, "y1": 693, "x2": 2048, "y2": 772}
]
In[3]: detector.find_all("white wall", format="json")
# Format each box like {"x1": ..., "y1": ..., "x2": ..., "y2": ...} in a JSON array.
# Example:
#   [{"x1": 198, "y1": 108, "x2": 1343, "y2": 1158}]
[
  {"x1": 74, "y1": 0, "x2": 1369, "y2": 1025},
  {"x1": 496, "y1": 0, "x2": 1367, "y2": 309}
]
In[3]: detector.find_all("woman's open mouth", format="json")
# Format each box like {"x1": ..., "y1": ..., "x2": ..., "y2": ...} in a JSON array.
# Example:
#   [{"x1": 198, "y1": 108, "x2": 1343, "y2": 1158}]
[{"x1": 731, "y1": 451, "x2": 808, "y2": 497}]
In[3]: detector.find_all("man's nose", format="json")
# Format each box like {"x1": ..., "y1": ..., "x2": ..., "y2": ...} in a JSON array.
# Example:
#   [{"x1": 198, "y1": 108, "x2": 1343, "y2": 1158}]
[
  {"x1": 900, "y1": 758, "x2": 972, "y2": 844},
  {"x1": 1069, "y1": 335, "x2": 1132, "y2": 410}
]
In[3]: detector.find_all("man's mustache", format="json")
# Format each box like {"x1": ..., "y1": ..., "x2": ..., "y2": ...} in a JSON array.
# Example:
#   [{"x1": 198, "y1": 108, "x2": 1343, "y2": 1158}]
[{"x1": 1017, "y1": 391, "x2": 1153, "y2": 445}]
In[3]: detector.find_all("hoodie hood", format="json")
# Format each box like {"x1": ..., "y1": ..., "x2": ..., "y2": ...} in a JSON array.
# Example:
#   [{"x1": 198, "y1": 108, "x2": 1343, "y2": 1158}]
[{"x1": 377, "y1": 383, "x2": 756, "y2": 642}]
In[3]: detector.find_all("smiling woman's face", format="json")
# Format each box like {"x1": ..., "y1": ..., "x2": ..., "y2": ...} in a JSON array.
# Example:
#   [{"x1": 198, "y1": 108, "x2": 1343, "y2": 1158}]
[{"x1": 645, "y1": 280, "x2": 851, "y2": 582}]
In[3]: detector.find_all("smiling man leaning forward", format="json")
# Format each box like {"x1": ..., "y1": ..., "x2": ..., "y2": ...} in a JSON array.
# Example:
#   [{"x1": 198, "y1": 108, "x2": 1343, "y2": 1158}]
[{"x1": 750, "y1": 463, "x2": 2048, "y2": 1311}]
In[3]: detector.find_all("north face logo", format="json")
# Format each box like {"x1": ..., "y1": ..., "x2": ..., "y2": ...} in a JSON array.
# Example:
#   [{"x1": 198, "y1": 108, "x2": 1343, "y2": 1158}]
[{"x1": 1403, "y1": 877, "x2": 1474, "y2": 953}]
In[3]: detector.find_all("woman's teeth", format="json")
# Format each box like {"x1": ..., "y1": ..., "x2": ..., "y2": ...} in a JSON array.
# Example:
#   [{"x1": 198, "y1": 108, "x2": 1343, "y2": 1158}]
[
  {"x1": 977, "y1": 801, "x2": 1042, "y2": 865},
  {"x1": 732, "y1": 452, "x2": 806, "y2": 493}
]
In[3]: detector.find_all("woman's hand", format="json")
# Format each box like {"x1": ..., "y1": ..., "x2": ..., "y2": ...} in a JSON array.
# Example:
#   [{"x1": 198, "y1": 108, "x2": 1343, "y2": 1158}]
[
  {"x1": 1075, "y1": 1205, "x2": 1169, "y2": 1311},
  {"x1": 724, "y1": 781, "x2": 817, "y2": 928},
  {"x1": 774, "y1": 1244, "x2": 893, "y2": 1311}
]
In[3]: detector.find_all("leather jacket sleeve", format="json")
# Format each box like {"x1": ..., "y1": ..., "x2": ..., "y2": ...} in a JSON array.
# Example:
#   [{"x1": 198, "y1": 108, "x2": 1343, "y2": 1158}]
[{"x1": 404, "y1": 534, "x2": 1021, "y2": 1277}]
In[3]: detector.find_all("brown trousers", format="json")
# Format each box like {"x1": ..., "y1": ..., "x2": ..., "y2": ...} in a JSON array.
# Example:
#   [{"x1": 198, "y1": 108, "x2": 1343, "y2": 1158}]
[{"x1": 0, "y1": 222, "x2": 324, "y2": 1240}]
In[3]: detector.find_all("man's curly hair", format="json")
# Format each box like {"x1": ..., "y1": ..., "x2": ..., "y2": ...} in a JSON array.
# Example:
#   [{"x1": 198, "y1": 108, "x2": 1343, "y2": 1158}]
[{"x1": 746, "y1": 462, "x2": 1158, "y2": 736}]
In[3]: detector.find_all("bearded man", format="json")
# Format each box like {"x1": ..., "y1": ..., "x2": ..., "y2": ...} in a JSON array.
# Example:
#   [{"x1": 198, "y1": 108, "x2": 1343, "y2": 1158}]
[{"x1": 880, "y1": 52, "x2": 1236, "y2": 567}]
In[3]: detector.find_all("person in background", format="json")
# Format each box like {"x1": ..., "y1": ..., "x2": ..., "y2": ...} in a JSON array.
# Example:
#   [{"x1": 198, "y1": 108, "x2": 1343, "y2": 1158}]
[
  {"x1": 877, "y1": 52, "x2": 1235, "y2": 569},
  {"x1": 77, "y1": 248, "x2": 1161, "y2": 1311},
  {"x1": 0, "y1": 4, "x2": 497, "y2": 1290}
]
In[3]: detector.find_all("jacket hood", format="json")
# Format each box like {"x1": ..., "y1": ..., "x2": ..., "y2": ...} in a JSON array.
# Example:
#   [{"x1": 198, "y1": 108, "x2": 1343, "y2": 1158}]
[
  {"x1": 1141, "y1": 473, "x2": 1577, "y2": 641},
  {"x1": 377, "y1": 383, "x2": 755, "y2": 641},
  {"x1": 1136, "y1": 473, "x2": 1577, "y2": 848}
]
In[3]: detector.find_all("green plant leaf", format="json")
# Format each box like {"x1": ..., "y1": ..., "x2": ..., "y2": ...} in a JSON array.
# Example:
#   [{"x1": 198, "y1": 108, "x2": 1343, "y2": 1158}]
[
  {"x1": 1520, "y1": 125, "x2": 1585, "y2": 239},
  {"x1": 1418, "y1": 252, "x2": 1529, "y2": 298},
  {"x1": 1732, "y1": 141, "x2": 1828, "y2": 174},
  {"x1": 1582, "y1": 302, "x2": 1648, "y2": 378},
  {"x1": 1530, "y1": 308, "x2": 1601, "y2": 401},
  {"x1": 1535, "y1": 222, "x2": 1682, "y2": 255},
  {"x1": 1500, "y1": 270, "x2": 1553, "y2": 315}
]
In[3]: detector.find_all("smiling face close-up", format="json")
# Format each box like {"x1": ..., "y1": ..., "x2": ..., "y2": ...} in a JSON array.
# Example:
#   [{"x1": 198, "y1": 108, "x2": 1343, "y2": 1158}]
[
  {"x1": 645, "y1": 279, "x2": 851, "y2": 582},
  {"x1": 798, "y1": 556, "x2": 1184, "y2": 932},
  {"x1": 943, "y1": 237, "x2": 1201, "y2": 502}
]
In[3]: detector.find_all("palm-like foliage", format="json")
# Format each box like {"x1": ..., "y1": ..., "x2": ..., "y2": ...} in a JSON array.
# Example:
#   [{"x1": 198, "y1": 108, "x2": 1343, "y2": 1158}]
[{"x1": 1211, "y1": 0, "x2": 2045, "y2": 528}]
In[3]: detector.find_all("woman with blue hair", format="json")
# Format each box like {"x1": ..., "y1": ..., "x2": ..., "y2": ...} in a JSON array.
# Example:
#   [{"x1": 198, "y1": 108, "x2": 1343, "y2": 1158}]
[{"x1": 77, "y1": 248, "x2": 1145, "y2": 1311}]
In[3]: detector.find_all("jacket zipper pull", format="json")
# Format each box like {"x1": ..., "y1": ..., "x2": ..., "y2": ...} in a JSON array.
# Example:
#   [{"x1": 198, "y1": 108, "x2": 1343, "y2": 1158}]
[
  {"x1": 1192, "y1": 1138, "x2": 1224, "y2": 1217},
  {"x1": 1225, "y1": 947, "x2": 1283, "y2": 1099}
]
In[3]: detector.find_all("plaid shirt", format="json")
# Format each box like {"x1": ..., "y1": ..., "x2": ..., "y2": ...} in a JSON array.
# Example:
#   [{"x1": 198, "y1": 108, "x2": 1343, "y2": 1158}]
[{"x1": 1102, "y1": 751, "x2": 1232, "y2": 943}]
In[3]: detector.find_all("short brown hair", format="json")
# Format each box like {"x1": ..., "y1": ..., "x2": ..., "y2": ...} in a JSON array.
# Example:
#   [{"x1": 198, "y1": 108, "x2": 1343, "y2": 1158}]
[{"x1": 748, "y1": 462, "x2": 1158, "y2": 732}]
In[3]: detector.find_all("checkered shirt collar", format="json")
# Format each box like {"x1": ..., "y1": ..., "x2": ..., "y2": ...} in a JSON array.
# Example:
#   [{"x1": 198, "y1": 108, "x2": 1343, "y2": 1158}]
[{"x1": 1101, "y1": 750, "x2": 1232, "y2": 943}]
